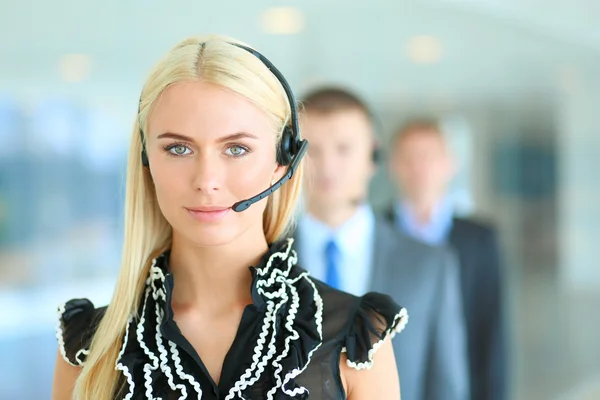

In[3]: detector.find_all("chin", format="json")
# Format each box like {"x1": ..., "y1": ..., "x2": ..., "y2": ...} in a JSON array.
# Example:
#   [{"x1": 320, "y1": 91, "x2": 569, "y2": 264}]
[
  {"x1": 184, "y1": 224, "x2": 243, "y2": 248},
  {"x1": 309, "y1": 195, "x2": 345, "y2": 210},
  {"x1": 162, "y1": 211, "x2": 238, "y2": 247},
  {"x1": 164, "y1": 206, "x2": 264, "y2": 248}
]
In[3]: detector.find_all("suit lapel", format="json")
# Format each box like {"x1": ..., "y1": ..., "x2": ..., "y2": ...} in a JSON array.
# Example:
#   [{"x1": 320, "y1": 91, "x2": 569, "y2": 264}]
[
  {"x1": 448, "y1": 217, "x2": 465, "y2": 248},
  {"x1": 370, "y1": 218, "x2": 396, "y2": 292},
  {"x1": 383, "y1": 204, "x2": 396, "y2": 225}
]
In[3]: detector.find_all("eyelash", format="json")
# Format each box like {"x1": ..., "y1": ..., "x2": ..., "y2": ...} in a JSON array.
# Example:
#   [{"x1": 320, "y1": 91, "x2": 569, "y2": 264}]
[
  {"x1": 161, "y1": 142, "x2": 251, "y2": 158},
  {"x1": 162, "y1": 142, "x2": 191, "y2": 157},
  {"x1": 225, "y1": 144, "x2": 250, "y2": 158}
]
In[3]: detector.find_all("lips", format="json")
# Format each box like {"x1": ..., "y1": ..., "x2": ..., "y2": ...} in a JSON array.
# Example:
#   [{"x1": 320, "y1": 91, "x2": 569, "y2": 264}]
[
  {"x1": 185, "y1": 206, "x2": 231, "y2": 222},
  {"x1": 186, "y1": 206, "x2": 230, "y2": 212}
]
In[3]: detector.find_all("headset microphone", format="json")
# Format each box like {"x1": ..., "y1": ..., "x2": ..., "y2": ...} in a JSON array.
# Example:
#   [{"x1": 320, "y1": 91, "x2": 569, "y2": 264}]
[{"x1": 232, "y1": 140, "x2": 308, "y2": 212}]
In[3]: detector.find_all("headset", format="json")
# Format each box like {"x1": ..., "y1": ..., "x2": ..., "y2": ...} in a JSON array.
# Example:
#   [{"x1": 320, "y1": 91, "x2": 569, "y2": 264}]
[
  {"x1": 366, "y1": 107, "x2": 382, "y2": 164},
  {"x1": 139, "y1": 42, "x2": 308, "y2": 212},
  {"x1": 372, "y1": 145, "x2": 381, "y2": 164}
]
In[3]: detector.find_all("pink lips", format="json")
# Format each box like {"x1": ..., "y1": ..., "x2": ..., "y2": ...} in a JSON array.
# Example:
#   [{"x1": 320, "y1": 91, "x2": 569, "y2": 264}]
[{"x1": 185, "y1": 206, "x2": 231, "y2": 222}]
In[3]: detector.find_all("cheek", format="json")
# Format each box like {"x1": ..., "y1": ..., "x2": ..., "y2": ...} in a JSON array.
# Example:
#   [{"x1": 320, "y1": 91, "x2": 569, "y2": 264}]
[
  {"x1": 225, "y1": 159, "x2": 273, "y2": 229},
  {"x1": 347, "y1": 152, "x2": 373, "y2": 177},
  {"x1": 397, "y1": 164, "x2": 420, "y2": 183},
  {"x1": 434, "y1": 164, "x2": 453, "y2": 182},
  {"x1": 151, "y1": 165, "x2": 190, "y2": 216},
  {"x1": 225, "y1": 158, "x2": 273, "y2": 198}
]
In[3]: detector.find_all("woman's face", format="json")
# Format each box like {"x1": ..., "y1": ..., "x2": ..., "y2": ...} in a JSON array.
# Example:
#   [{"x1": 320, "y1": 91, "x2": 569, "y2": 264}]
[{"x1": 146, "y1": 80, "x2": 285, "y2": 247}]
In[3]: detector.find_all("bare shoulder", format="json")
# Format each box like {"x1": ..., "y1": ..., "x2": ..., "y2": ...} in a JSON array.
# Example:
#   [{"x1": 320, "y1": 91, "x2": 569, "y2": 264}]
[
  {"x1": 340, "y1": 337, "x2": 401, "y2": 400},
  {"x1": 52, "y1": 348, "x2": 81, "y2": 400}
]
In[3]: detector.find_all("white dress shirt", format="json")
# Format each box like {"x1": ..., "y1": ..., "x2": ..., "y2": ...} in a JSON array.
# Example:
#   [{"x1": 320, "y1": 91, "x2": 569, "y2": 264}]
[{"x1": 297, "y1": 204, "x2": 375, "y2": 296}]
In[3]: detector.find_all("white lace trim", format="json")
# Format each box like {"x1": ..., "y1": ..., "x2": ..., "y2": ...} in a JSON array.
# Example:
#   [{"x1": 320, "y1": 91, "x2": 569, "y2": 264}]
[
  {"x1": 110, "y1": 238, "x2": 320, "y2": 399},
  {"x1": 117, "y1": 257, "x2": 204, "y2": 399},
  {"x1": 56, "y1": 302, "x2": 77, "y2": 367},
  {"x1": 223, "y1": 296, "x2": 284, "y2": 399},
  {"x1": 170, "y1": 341, "x2": 203, "y2": 399},
  {"x1": 225, "y1": 238, "x2": 324, "y2": 400},
  {"x1": 265, "y1": 274, "x2": 302, "y2": 399},
  {"x1": 115, "y1": 316, "x2": 135, "y2": 400},
  {"x1": 136, "y1": 285, "x2": 161, "y2": 399},
  {"x1": 343, "y1": 307, "x2": 409, "y2": 371},
  {"x1": 75, "y1": 348, "x2": 89, "y2": 365},
  {"x1": 149, "y1": 261, "x2": 199, "y2": 400},
  {"x1": 224, "y1": 238, "x2": 293, "y2": 400},
  {"x1": 56, "y1": 302, "x2": 89, "y2": 367},
  {"x1": 281, "y1": 273, "x2": 324, "y2": 397}
]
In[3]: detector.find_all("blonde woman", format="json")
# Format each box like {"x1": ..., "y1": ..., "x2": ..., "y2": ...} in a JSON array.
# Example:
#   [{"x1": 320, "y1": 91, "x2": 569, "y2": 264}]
[{"x1": 52, "y1": 35, "x2": 408, "y2": 400}]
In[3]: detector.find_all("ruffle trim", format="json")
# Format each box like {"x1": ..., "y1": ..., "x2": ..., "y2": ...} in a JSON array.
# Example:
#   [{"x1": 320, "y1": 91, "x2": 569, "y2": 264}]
[
  {"x1": 56, "y1": 298, "x2": 98, "y2": 367},
  {"x1": 55, "y1": 237, "x2": 407, "y2": 397},
  {"x1": 224, "y1": 238, "x2": 323, "y2": 399},
  {"x1": 341, "y1": 293, "x2": 409, "y2": 371},
  {"x1": 110, "y1": 237, "x2": 322, "y2": 399}
]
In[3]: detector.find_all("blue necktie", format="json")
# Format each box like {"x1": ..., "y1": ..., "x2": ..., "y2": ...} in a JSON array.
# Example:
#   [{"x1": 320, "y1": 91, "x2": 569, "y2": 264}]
[{"x1": 325, "y1": 239, "x2": 340, "y2": 289}]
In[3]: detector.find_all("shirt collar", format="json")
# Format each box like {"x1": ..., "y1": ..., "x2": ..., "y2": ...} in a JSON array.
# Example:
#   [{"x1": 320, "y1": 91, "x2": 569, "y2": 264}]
[
  {"x1": 395, "y1": 196, "x2": 454, "y2": 243},
  {"x1": 115, "y1": 237, "x2": 325, "y2": 398},
  {"x1": 299, "y1": 204, "x2": 375, "y2": 255},
  {"x1": 153, "y1": 238, "x2": 300, "y2": 317}
]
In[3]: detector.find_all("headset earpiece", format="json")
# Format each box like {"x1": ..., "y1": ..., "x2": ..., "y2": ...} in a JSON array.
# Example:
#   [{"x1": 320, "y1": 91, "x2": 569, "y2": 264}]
[
  {"x1": 277, "y1": 126, "x2": 297, "y2": 166},
  {"x1": 138, "y1": 97, "x2": 150, "y2": 169},
  {"x1": 141, "y1": 145, "x2": 149, "y2": 168},
  {"x1": 372, "y1": 147, "x2": 381, "y2": 164},
  {"x1": 140, "y1": 125, "x2": 150, "y2": 168}
]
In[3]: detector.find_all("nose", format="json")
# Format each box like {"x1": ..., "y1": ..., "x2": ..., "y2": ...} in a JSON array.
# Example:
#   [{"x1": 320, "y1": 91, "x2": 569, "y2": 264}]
[
  {"x1": 313, "y1": 150, "x2": 338, "y2": 180},
  {"x1": 191, "y1": 151, "x2": 224, "y2": 193}
]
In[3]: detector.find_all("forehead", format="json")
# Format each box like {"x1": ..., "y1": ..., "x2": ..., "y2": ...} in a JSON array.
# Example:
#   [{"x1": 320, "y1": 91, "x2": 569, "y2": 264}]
[
  {"x1": 147, "y1": 80, "x2": 272, "y2": 139},
  {"x1": 301, "y1": 108, "x2": 373, "y2": 142},
  {"x1": 396, "y1": 129, "x2": 446, "y2": 151}
]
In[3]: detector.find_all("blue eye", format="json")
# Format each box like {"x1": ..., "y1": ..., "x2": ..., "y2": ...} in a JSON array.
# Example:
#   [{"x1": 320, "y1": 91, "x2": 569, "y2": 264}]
[
  {"x1": 225, "y1": 145, "x2": 249, "y2": 158},
  {"x1": 164, "y1": 143, "x2": 192, "y2": 156}
]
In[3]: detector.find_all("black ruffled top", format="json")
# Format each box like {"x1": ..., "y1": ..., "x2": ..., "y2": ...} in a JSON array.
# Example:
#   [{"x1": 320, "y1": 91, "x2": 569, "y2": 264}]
[{"x1": 56, "y1": 238, "x2": 408, "y2": 399}]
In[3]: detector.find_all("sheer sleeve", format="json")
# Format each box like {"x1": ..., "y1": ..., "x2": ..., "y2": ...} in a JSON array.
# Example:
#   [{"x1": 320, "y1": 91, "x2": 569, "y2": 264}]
[
  {"x1": 56, "y1": 298, "x2": 105, "y2": 367},
  {"x1": 342, "y1": 292, "x2": 408, "y2": 370}
]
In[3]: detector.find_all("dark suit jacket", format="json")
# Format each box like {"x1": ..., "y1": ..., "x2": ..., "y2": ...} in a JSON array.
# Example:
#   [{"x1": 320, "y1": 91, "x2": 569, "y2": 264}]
[
  {"x1": 293, "y1": 216, "x2": 470, "y2": 400},
  {"x1": 385, "y1": 208, "x2": 507, "y2": 400},
  {"x1": 449, "y1": 218, "x2": 507, "y2": 400}
]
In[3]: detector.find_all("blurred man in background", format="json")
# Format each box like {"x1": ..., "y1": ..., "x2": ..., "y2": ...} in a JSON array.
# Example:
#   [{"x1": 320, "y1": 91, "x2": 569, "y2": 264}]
[
  {"x1": 387, "y1": 119, "x2": 507, "y2": 400},
  {"x1": 294, "y1": 87, "x2": 470, "y2": 400}
]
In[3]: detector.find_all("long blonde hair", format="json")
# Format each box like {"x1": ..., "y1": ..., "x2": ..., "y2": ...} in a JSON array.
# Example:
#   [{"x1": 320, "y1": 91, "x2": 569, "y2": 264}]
[{"x1": 73, "y1": 34, "x2": 304, "y2": 399}]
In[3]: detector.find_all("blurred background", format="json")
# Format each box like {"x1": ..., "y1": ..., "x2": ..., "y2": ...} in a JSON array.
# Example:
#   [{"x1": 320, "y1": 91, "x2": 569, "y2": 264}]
[{"x1": 1, "y1": 0, "x2": 599, "y2": 399}]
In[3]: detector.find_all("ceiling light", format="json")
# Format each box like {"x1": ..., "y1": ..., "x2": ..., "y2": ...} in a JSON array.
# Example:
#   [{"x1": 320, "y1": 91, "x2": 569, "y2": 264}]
[
  {"x1": 260, "y1": 7, "x2": 305, "y2": 35},
  {"x1": 60, "y1": 54, "x2": 91, "y2": 83},
  {"x1": 406, "y1": 35, "x2": 443, "y2": 64}
]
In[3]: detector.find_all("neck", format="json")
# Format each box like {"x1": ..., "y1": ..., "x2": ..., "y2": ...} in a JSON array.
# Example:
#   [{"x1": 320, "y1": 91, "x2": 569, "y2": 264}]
[
  {"x1": 168, "y1": 229, "x2": 268, "y2": 316},
  {"x1": 405, "y1": 195, "x2": 443, "y2": 225},
  {"x1": 307, "y1": 201, "x2": 361, "y2": 229}
]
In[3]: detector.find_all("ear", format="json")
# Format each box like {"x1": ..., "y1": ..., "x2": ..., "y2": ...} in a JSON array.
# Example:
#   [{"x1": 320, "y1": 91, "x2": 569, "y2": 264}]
[
  {"x1": 369, "y1": 141, "x2": 381, "y2": 178},
  {"x1": 369, "y1": 156, "x2": 378, "y2": 179},
  {"x1": 272, "y1": 161, "x2": 287, "y2": 183}
]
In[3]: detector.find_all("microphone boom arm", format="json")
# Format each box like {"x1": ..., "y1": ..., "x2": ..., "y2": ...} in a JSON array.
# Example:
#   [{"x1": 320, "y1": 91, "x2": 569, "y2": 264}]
[{"x1": 232, "y1": 140, "x2": 308, "y2": 212}]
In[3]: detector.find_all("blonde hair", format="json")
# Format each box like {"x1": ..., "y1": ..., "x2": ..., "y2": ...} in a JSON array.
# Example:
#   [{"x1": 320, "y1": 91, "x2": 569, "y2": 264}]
[{"x1": 72, "y1": 34, "x2": 304, "y2": 399}]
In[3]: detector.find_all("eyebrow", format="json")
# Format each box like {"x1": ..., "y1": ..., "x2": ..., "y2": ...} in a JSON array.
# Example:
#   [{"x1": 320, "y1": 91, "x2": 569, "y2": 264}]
[{"x1": 156, "y1": 132, "x2": 259, "y2": 143}]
